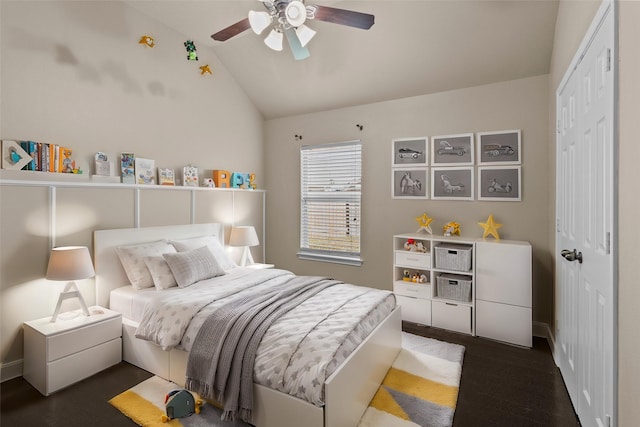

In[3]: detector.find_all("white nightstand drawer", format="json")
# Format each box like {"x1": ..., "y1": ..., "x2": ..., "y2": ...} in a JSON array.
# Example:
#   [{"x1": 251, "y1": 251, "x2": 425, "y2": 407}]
[
  {"x1": 396, "y1": 295, "x2": 431, "y2": 325},
  {"x1": 47, "y1": 316, "x2": 121, "y2": 361},
  {"x1": 48, "y1": 337, "x2": 122, "y2": 393},
  {"x1": 393, "y1": 281, "x2": 431, "y2": 299},
  {"x1": 394, "y1": 251, "x2": 431, "y2": 268},
  {"x1": 432, "y1": 300, "x2": 472, "y2": 334}
]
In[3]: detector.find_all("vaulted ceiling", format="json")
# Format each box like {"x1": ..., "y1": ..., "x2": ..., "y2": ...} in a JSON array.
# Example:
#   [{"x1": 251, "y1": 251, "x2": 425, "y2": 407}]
[{"x1": 126, "y1": 1, "x2": 559, "y2": 119}]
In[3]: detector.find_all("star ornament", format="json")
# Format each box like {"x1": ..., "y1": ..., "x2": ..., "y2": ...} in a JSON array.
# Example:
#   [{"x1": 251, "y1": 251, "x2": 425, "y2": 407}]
[
  {"x1": 415, "y1": 213, "x2": 434, "y2": 234},
  {"x1": 199, "y1": 64, "x2": 212, "y2": 75},
  {"x1": 478, "y1": 214, "x2": 503, "y2": 240}
]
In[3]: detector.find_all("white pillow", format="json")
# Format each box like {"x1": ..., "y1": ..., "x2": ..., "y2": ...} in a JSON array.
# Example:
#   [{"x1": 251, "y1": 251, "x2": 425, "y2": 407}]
[
  {"x1": 163, "y1": 245, "x2": 226, "y2": 288},
  {"x1": 115, "y1": 240, "x2": 175, "y2": 290},
  {"x1": 170, "y1": 235, "x2": 237, "y2": 271},
  {"x1": 144, "y1": 255, "x2": 177, "y2": 290}
]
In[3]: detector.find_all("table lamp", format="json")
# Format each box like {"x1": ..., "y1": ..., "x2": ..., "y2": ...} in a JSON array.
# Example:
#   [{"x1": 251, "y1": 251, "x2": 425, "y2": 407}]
[
  {"x1": 46, "y1": 246, "x2": 94, "y2": 322},
  {"x1": 229, "y1": 226, "x2": 259, "y2": 266}
]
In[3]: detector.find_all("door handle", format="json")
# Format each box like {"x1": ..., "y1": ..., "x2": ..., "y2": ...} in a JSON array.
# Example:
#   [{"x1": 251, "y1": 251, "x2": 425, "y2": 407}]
[{"x1": 561, "y1": 249, "x2": 583, "y2": 264}]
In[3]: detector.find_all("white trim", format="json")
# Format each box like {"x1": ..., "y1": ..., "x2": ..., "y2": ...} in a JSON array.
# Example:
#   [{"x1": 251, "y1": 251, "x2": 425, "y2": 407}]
[{"x1": 1, "y1": 359, "x2": 23, "y2": 383}]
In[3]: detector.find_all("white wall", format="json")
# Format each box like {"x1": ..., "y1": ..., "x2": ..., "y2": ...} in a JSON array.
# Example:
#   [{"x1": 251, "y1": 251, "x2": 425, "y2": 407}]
[
  {"x1": 0, "y1": 1, "x2": 264, "y2": 177},
  {"x1": 264, "y1": 75, "x2": 552, "y2": 324},
  {"x1": 0, "y1": 1, "x2": 265, "y2": 380}
]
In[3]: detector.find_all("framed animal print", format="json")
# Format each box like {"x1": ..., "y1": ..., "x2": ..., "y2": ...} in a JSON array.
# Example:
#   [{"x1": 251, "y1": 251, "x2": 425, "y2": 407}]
[
  {"x1": 431, "y1": 167, "x2": 474, "y2": 200},
  {"x1": 392, "y1": 168, "x2": 428, "y2": 199}
]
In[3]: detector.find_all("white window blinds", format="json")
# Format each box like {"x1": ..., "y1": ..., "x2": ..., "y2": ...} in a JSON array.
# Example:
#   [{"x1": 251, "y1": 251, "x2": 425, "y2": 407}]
[{"x1": 299, "y1": 141, "x2": 362, "y2": 266}]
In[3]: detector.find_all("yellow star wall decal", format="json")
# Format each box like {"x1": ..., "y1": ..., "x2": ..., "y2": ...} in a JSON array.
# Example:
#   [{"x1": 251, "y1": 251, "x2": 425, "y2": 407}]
[
  {"x1": 478, "y1": 214, "x2": 502, "y2": 240},
  {"x1": 199, "y1": 64, "x2": 212, "y2": 75},
  {"x1": 415, "y1": 213, "x2": 434, "y2": 234},
  {"x1": 138, "y1": 35, "x2": 155, "y2": 48}
]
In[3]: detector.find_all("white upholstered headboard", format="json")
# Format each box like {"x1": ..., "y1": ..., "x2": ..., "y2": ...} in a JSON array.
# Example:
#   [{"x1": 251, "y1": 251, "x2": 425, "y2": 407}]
[{"x1": 93, "y1": 223, "x2": 224, "y2": 308}]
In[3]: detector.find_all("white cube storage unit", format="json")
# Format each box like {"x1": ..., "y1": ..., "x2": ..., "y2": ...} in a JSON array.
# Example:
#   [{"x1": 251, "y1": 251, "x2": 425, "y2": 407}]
[
  {"x1": 393, "y1": 234, "x2": 532, "y2": 345},
  {"x1": 23, "y1": 306, "x2": 122, "y2": 395}
]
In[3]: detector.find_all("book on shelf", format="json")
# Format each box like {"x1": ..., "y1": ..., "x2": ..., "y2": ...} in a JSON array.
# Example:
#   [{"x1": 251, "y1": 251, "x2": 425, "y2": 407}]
[
  {"x1": 121, "y1": 153, "x2": 135, "y2": 184},
  {"x1": 135, "y1": 158, "x2": 155, "y2": 185},
  {"x1": 182, "y1": 165, "x2": 198, "y2": 187},
  {"x1": 157, "y1": 168, "x2": 175, "y2": 186}
]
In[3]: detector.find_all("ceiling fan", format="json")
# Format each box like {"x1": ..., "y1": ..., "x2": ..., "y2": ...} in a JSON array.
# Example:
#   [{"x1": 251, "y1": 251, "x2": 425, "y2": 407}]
[{"x1": 211, "y1": 0, "x2": 375, "y2": 60}]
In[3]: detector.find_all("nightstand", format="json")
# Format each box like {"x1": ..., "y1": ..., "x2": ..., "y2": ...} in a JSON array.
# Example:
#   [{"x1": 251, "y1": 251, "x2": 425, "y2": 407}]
[
  {"x1": 23, "y1": 306, "x2": 122, "y2": 395},
  {"x1": 247, "y1": 263, "x2": 274, "y2": 269}
]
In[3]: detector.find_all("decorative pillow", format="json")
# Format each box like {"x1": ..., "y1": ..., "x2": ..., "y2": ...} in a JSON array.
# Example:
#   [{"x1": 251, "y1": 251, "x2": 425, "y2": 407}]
[
  {"x1": 115, "y1": 240, "x2": 175, "y2": 290},
  {"x1": 144, "y1": 255, "x2": 177, "y2": 290},
  {"x1": 163, "y1": 245, "x2": 226, "y2": 288},
  {"x1": 169, "y1": 235, "x2": 237, "y2": 271}
]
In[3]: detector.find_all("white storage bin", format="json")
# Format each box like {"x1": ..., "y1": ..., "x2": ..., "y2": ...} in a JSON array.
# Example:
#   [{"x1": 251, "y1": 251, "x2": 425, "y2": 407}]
[
  {"x1": 434, "y1": 243, "x2": 472, "y2": 271},
  {"x1": 436, "y1": 274, "x2": 472, "y2": 302}
]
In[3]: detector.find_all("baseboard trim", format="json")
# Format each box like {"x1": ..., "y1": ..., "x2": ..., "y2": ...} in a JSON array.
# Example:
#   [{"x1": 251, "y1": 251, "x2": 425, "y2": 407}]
[
  {"x1": 1, "y1": 359, "x2": 23, "y2": 383},
  {"x1": 533, "y1": 321, "x2": 558, "y2": 364}
]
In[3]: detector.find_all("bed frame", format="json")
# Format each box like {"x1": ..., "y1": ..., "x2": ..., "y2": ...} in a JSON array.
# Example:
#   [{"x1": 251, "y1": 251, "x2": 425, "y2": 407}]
[{"x1": 94, "y1": 223, "x2": 402, "y2": 427}]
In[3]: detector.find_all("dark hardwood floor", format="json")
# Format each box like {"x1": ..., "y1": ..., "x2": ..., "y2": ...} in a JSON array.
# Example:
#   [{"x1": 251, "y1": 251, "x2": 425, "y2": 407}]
[{"x1": 0, "y1": 324, "x2": 580, "y2": 427}]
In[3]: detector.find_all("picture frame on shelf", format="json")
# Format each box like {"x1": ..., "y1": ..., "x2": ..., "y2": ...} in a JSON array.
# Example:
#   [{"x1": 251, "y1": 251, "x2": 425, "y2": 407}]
[
  {"x1": 392, "y1": 137, "x2": 428, "y2": 167},
  {"x1": 1, "y1": 140, "x2": 32, "y2": 170},
  {"x1": 477, "y1": 130, "x2": 521, "y2": 165},
  {"x1": 157, "y1": 168, "x2": 175, "y2": 186},
  {"x1": 477, "y1": 166, "x2": 522, "y2": 201},
  {"x1": 431, "y1": 167, "x2": 474, "y2": 200},
  {"x1": 135, "y1": 158, "x2": 155, "y2": 185},
  {"x1": 392, "y1": 168, "x2": 429, "y2": 199},
  {"x1": 182, "y1": 165, "x2": 199, "y2": 187},
  {"x1": 431, "y1": 133, "x2": 474, "y2": 166}
]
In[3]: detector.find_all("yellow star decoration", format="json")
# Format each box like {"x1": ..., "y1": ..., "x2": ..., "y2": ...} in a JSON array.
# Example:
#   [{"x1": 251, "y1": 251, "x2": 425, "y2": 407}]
[
  {"x1": 415, "y1": 213, "x2": 434, "y2": 234},
  {"x1": 200, "y1": 64, "x2": 212, "y2": 75},
  {"x1": 138, "y1": 35, "x2": 155, "y2": 48},
  {"x1": 478, "y1": 214, "x2": 502, "y2": 240}
]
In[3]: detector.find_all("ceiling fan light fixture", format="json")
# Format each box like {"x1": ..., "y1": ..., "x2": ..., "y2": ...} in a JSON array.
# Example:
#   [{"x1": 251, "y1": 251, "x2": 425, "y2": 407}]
[
  {"x1": 285, "y1": 1, "x2": 307, "y2": 27},
  {"x1": 295, "y1": 24, "x2": 316, "y2": 48},
  {"x1": 248, "y1": 10, "x2": 272, "y2": 35},
  {"x1": 264, "y1": 28, "x2": 284, "y2": 51}
]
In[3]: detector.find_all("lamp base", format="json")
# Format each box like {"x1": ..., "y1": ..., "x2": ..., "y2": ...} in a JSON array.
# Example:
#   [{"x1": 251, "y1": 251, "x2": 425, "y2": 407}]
[
  {"x1": 239, "y1": 246, "x2": 255, "y2": 267},
  {"x1": 51, "y1": 281, "x2": 90, "y2": 323}
]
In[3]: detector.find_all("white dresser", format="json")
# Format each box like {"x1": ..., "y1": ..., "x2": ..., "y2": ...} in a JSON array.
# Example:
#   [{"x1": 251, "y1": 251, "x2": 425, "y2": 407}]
[{"x1": 23, "y1": 306, "x2": 122, "y2": 395}]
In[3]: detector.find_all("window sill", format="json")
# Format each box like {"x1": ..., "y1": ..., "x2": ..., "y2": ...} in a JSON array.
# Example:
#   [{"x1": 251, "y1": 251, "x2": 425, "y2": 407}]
[{"x1": 297, "y1": 251, "x2": 363, "y2": 267}]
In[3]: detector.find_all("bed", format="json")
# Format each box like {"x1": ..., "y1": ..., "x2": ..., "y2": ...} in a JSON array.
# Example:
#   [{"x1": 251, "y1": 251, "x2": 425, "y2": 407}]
[{"x1": 94, "y1": 223, "x2": 402, "y2": 427}]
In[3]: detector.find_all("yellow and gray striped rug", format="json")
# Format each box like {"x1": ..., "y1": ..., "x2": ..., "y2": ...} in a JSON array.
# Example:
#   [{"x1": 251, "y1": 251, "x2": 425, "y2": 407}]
[{"x1": 109, "y1": 333, "x2": 464, "y2": 427}]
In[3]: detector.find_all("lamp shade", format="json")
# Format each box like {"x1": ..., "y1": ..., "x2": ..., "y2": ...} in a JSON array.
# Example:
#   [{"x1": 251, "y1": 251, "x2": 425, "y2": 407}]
[
  {"x1": 295, "y1": 24, "x2": 316, "y2": 47},
  {"x1": 46, "y1": 246, "x2": 95, "y2": 281},
  {"x1": 248, "y1": 10, "x2": 272, "y2": 35},
  {"x1": 229, "y1": 226, "x2": 260, "y2": 248},
  {"x1": 264, "y1": 29, "x2": 283, "y2": 51}
]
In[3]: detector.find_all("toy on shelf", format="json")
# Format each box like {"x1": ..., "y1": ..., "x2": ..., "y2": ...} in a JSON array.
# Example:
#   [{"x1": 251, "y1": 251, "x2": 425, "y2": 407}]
[
  {"x1": 161, "y1": 389, "x2": 202, "y2": 422},
  {"x1": 478, "y1": 213, "x2": 502, "y2": 240},
  {"x1": 443, "y1": 221, "x2": 461, "y2": 237},
  {"x1": 404, "y1": 238, "x2": 426, "y2": 253},
  {"x1": 415, "y1": 212, "x2": 434, "y2": 234}
]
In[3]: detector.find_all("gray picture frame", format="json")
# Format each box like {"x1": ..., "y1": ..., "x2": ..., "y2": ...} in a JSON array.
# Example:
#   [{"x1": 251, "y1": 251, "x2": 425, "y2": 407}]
[
  {"x1": 431, "y1": 167, "x2": 474, "y2": 200},
  {"x1": 477, "y1": 166, "x2": 522, "y2": 201},
  {"x1": 392, "y1": 168, "x2": 429, "y2": 199},
  {"x1": 477, "y1": 130, "x2": 522, "y2": 165},
  {"x1": 392, "y1": 137, "x2": 428, "y2": 167},
  {"x1": 431, "y1": 133, "x2": 474, "y2": 166}
]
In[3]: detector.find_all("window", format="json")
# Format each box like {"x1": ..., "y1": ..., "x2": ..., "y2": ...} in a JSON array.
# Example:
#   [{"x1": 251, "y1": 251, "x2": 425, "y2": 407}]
[{"x1": 299, "y1": 141, "x2": 362, "y2": 266}]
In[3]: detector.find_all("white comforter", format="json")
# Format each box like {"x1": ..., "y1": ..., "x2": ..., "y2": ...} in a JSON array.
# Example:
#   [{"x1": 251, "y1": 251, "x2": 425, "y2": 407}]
[{"x1": 135, "y1": 268, "x2": 395, "y2": 405}]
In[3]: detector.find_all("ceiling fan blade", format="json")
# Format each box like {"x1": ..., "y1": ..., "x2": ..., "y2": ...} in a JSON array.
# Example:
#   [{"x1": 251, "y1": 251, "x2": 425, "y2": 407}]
[
  {"x1": 310, "y1": 5, "x2": 374, "y2": 30},
  {"x1": 284, "y1": 28, "x2": 310, "y2": 61},
  {"x1": 211, "y1": 17, "x2": 251, "y2": 41}
]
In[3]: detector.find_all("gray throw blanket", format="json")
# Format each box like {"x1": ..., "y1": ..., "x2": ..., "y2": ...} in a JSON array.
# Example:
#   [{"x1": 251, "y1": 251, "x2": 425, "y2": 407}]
[{"x1": 185, "y1": 276, "x2": 340, "y2": 423}]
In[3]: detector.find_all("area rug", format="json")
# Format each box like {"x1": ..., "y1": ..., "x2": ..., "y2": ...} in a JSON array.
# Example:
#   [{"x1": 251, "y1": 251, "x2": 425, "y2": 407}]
[{"x1": 109, "y1": 332, "x2": 464, "y2": 427}]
